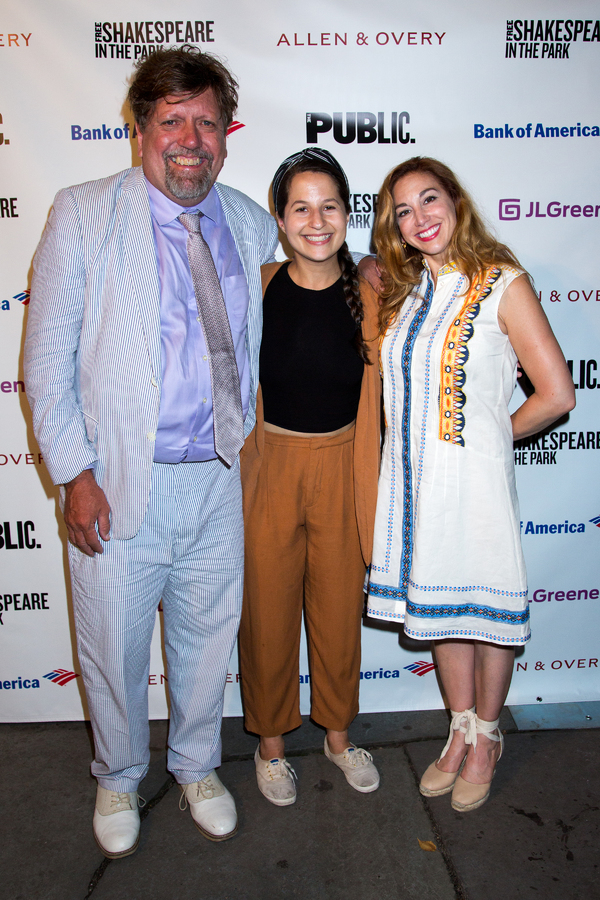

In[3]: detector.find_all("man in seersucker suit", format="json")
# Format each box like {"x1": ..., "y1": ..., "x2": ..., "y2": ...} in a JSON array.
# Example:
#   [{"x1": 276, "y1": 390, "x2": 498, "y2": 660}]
[{"x1": 25, "y1": 46, "x2": 277, "y2": 857}]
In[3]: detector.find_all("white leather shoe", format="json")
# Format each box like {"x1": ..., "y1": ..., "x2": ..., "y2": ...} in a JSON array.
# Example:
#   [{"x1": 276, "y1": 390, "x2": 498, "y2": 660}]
[
  {"x1": 93, "y1": 786, "x2": 141, "y2": 859},
  {"x1": 179, "y1": 771, "x2": 237, "y2": 841}
]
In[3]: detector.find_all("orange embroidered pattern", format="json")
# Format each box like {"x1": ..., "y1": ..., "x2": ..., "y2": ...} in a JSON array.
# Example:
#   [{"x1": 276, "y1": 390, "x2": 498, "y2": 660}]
[{"x1": 439, "y1": 267, "x2": 502, "y2": 446}]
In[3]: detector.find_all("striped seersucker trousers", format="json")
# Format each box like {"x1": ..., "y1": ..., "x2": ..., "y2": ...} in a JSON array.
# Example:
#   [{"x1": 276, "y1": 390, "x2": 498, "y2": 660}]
[{"x1": 68, "y1": 458, "x2": 244, "y2": 792}]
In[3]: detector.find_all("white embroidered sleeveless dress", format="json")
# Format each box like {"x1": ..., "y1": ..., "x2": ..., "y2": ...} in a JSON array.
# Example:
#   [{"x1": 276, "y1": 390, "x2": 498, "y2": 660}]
[{"x1": 367, "y1": 262, "x2": 530, "y2": 645}]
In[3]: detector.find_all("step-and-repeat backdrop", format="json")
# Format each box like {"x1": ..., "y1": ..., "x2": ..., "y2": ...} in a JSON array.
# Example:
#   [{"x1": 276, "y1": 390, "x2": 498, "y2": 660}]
[{"x1": 1, "y1": 0, "x2": 599, "y2": 722}]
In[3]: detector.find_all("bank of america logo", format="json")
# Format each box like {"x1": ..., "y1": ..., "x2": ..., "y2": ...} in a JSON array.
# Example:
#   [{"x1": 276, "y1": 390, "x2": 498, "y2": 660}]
[
  {"x1": 227, "y1": 121, "x2": 245, "y2": 136},
  {"x1": 43, "y1": 669, "x2": 79, "y2": 686},
  {"x1": 404, "y1": 660, "x2": 437, "y2": 676},
  {"x1": 14, "y1": 290, "x2": 30, "y2": 306},
  {"x1": 590, "y1": 515, "x2": 600, "y2": 528}
]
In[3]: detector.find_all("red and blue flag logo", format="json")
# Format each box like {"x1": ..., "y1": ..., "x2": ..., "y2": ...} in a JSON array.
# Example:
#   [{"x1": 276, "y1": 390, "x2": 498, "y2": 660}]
[
  {"x1": 404, "y1": 660, "x2": 437, "y2": 676},
  {"x1": 43, "y1": 669, "x2": 80, "y2": 686}
]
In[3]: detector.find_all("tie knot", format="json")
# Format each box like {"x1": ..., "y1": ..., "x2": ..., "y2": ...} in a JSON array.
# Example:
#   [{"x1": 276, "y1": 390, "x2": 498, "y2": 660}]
[{"x1": 178, "y1": 211, "x2": 203, "y2": 234}]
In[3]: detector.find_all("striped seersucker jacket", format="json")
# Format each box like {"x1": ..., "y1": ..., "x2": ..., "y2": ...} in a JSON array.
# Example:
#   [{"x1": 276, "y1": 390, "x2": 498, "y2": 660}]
[{"x1": 24, "y1": 165, "x2": 278, "y2": 539}]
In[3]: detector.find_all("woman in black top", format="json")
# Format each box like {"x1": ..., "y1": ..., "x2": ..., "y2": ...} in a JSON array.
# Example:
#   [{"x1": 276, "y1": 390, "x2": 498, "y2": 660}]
[{"x1": 239, "y1": 149, "x2": 382, "y2": 806}]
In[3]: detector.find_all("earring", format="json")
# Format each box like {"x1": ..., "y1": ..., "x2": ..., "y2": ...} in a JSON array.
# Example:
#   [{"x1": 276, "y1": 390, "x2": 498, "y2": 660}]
[{"x1": 401, "y1": 240, "x2": 407, "y2": 250}]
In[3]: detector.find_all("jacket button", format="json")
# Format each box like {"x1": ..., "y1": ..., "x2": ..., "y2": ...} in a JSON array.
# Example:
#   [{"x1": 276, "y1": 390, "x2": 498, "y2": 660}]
[{"x1": 147, "y1": 432, "x2": 155, "y2": 441}]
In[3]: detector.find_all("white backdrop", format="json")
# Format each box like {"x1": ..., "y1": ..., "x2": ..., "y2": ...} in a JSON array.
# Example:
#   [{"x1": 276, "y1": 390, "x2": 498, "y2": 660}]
[{"x1": 1, "y1": 0, "x2": 599, "y2": 722}]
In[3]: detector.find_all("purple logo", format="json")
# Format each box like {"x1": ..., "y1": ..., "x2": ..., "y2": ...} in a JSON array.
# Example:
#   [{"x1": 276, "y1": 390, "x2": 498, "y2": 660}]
[
  {"x1": 499, "y1": 199, "x2": 521, "y2": 220},
  {"x1": 499, "y1": 199, "x2": 600, "y2": 221}
]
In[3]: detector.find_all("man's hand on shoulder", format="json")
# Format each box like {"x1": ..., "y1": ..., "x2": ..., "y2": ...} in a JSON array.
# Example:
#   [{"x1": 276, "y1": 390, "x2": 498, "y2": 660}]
[
  {"x1": 64, "y1": 469, "x2": 111, "y2": 557},
  {"x1": 357, "y1": 256, "x2": 383, "y2": 294}
]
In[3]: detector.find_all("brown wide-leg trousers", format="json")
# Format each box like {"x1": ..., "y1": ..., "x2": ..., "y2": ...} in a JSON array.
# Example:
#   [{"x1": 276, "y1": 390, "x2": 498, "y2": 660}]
[{"x1": 240, "y1": 426, "x2": 367, "y2": 737}]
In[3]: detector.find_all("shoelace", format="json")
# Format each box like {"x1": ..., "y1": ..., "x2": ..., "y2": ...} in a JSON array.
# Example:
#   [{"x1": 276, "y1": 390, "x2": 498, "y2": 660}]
[
  {"x1": 107, "y1": 792, "x2": 146, "y2": 812},
  {"x1": 345, "y1": 747, "x2": 373, "y2": 768},
  {"x1": 266, "y1": 758, "x2": 297, "y2": 782},
  {"x1": 109, "y1": 792, "x2": 133, "y2": 812},
  {"x1": 179, "y1": 777, "x2": 222, "y2": 810}
]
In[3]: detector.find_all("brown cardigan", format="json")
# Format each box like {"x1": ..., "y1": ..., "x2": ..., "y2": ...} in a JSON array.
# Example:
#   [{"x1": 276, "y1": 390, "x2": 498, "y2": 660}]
[{"x1": 240, "y1": 260, "x2": 381, "y2": 565}]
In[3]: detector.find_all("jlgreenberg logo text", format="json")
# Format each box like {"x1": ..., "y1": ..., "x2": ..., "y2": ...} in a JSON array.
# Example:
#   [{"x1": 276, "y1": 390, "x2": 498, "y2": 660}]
[{"x1": 499, "y1": 199, "x2": 600, "y2": 221}]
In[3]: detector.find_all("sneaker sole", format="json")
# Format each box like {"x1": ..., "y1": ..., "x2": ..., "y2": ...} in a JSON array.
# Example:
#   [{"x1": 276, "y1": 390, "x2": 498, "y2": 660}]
[
  {"x1": 257, "y1": 783, "x2": 297, "y2": 806},
  {"x1": 324, "y1": 747, "x2": 380, "y2": 793},
  {"x1": 343, "y1": 775, "x2": 380, "y2": 793}
]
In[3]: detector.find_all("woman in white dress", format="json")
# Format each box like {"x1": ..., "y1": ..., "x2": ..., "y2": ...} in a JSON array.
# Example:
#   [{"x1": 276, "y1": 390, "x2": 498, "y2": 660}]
[{"x1": 367, "y1": 157, "x2": 575, "y2": 811}]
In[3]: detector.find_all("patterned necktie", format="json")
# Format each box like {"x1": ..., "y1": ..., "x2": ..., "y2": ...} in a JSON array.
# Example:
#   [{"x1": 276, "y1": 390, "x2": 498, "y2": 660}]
[{"x1": 179, "y1": 211, "x2": 244, "y2": 467}]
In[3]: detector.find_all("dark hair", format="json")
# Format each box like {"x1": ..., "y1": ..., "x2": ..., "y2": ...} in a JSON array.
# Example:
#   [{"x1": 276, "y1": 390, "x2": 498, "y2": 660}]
[
  {"x1": 127, "y1": 45, "x2": 238, "y2": 132},
  {"x1": 275, "y1": 153, "x2": 372, "y2": 365},
  {"x1": 374, "y1": 156, "x2": 523, "y2": 333}
]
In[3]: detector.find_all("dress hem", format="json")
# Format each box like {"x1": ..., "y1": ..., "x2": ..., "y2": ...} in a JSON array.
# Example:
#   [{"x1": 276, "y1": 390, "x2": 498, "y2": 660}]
[
  {"x1": 366, "y1": 607, "x2": 531, "y2": 644},
  {"x1": 404, "y1": 624, "x2": 531, "y2": 645}
]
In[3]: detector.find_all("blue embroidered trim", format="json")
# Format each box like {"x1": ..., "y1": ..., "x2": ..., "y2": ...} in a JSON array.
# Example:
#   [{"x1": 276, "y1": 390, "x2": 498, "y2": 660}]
[
  {"x1": 369, "y1": 582, "x2": 411, "y2": 600},
  {"x1": 406, "y1": 599, "x2": 530, "y2": 625},
  {"x1": 396, "y1": 275, "x2": 434, "y2": 598},
  {"x1": 371, "y1": 299, "x2": 417, "y2": 575},
  {"x1": 409, "y1": 580, "x2": 528, "y2": 599},
  {"x1": 369, "y1": 580, "x2": 527, "y2": 605}
]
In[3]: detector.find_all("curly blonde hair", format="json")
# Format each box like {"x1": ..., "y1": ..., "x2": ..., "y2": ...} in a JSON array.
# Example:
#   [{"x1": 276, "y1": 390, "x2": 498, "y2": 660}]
[{"x1": 374, "y1": 157, "x2": 523, "y2": 333}]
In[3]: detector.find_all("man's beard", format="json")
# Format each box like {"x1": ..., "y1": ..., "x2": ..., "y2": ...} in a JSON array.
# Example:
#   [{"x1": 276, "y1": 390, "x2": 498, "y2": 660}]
[{"x1": 163, "y1": 149, "x2": 214, "y2": 202}]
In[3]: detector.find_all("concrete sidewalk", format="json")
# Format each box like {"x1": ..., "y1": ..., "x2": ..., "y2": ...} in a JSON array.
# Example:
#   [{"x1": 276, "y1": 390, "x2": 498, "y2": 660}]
[{"x1": 1, "y1": 709, "x2": 598, "y2": 900}]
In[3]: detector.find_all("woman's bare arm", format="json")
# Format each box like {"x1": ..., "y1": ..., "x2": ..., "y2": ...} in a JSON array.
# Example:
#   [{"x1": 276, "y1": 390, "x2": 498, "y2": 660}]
[{"x1": 498, "y1": 274, "x2": 575, "y2": 441}]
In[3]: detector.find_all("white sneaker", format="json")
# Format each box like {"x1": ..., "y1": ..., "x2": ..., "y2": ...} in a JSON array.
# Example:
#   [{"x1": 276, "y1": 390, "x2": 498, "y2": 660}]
[
  {"x1": 179, "y1": 771, "x2": 237, "y2": 841},
  {"x1": 93, "y1": 787, "x2": 142, "y2": 858},
  {"x1": 254, "y1": 745, "x2": 297, "y2": 806},
  {"x1": 324, "y1": 738, "x2": 380, "y2": 793}
]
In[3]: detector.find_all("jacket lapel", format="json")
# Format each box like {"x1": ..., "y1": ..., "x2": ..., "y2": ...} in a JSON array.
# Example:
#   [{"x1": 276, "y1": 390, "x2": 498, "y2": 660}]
[{"x1": 117, "y1": 167, "x2": 162, "y2": 380}]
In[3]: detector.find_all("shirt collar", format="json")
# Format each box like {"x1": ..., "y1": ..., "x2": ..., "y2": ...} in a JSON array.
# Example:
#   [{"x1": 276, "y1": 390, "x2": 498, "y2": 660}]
[
  {"x1": 144, "y1": 176, "x2": 220, "y2": 226},
  {"x1": 438, "y1": 260, "x2": 459, "y2": 276},
  {"x1": 421, "y1": 258, "x2": 458, "y2": 278}
]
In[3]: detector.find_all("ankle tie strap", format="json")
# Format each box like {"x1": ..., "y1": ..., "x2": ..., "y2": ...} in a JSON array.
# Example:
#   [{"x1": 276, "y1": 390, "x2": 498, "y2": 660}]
[
  {"x1": 440, "y1": 707, "x2": 476, "y2": 759},
  {"x1": 471, "y1": 716, "x2": 501, "y2": 752}
]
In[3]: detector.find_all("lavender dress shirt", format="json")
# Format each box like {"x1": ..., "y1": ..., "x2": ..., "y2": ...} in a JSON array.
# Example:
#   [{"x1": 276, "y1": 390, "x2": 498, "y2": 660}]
[{"x1": 146, "y1": 179, "x2": 250, "y2": 463}]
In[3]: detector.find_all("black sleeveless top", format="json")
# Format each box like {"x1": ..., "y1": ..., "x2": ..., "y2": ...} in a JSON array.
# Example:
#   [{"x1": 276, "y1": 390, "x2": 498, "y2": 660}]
[{"x1": 259, "y1": 263, "x2": 364, "y2": 432}]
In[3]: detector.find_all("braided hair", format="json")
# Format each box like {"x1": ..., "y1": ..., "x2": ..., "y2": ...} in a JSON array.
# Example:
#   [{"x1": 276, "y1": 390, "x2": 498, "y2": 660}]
[{"x1": 273, "y1": 151, "x2": 372, "y2": 365}]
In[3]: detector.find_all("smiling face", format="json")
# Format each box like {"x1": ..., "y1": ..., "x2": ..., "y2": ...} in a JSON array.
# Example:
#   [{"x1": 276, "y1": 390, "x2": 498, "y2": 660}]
[
  {"x1": 277, "y1": 171, "x2": 349, "y2": 267},
  {"x1": 392, "y1": 171, "x2": 457, "y2": 273},
  {"x1": 137, "y1": 88, "x2": 227, "y2": 206}
]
